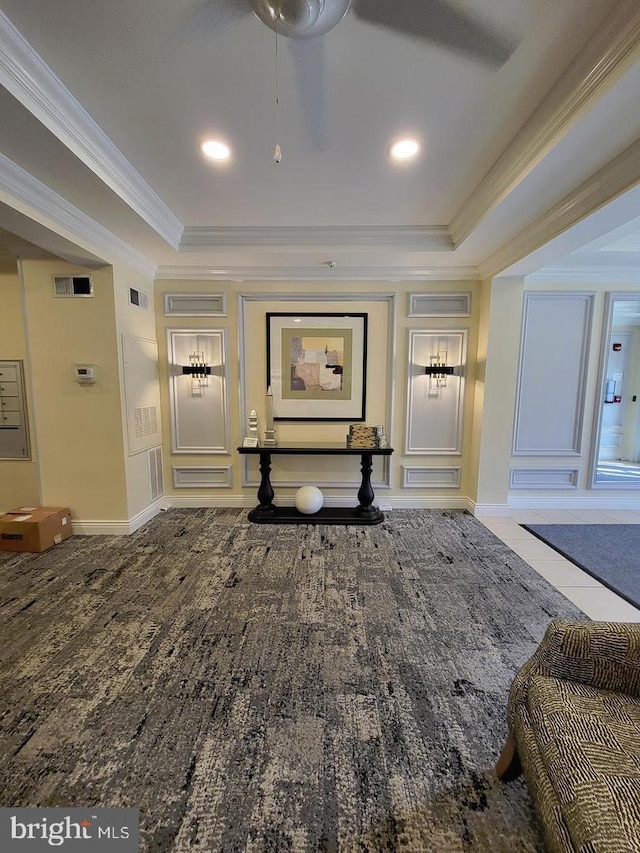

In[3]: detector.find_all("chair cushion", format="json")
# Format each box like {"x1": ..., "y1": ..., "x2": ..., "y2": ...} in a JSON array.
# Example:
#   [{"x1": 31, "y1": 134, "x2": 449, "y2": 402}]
[{"x1": 527, "y1": 675, "x2": 640, "y2": 852}]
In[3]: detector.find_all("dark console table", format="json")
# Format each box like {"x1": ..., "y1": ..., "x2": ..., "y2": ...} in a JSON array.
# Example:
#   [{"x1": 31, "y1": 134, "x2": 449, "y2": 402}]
[{"x1": 237, "y1": 442, "x2": 394, "y2": 525}]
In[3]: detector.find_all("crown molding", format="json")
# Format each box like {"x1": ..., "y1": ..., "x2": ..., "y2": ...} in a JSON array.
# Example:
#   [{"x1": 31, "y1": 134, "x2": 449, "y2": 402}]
[
  {"x1": 525, "y1": 266, "x2": 640, "y2": 284},
  {"x1": 0, "y1": 153, "x2": 156, "y2": 277},
  {"x1": 0, "y1": 10, "x2": 183, "y2": 249},
  {"x1": 479, "y1": 137, "x2": 640, "y2": 280},
  {"x1": 155, "y1": 264, "x2": 479, "y2": 281},
  {"x1": 450, "y1": 0, "x2": 640, "y2": 247},
  {"x1": 180, "y1": 225, "x2": 454, "y2": 251}
]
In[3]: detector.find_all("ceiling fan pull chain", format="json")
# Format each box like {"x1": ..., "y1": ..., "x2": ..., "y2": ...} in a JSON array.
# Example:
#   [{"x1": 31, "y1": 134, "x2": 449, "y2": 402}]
[{"x1": 274, "y1": 29, "x2": 282, "y2": 163}]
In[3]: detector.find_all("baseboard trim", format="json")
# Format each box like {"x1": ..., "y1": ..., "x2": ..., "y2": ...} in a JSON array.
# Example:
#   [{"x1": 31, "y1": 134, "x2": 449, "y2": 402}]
[
  {"x1": 129, "y1": 498, "x2": 168, "y2": 532},
  {"x1": 376, "y1": 497, "x2": 474, "y2": 511},
  {"x1": 67, "y1": 492, "x2": 640, "y2": 534},
  {"x1": 168, "y1": 496, "x2": 254, "y2": 508},
  {"x1": 69, "y1": 495, "x2": 478, "y2": 534},
  {"x1": 169, "y1": 495, "x2": 474, "y2": 510},
  {"x1": 71, "y1": 520, "x2": 135, "y2": 536},
  {"x1": 71, "y1": 497, "x2": 167, "y2": 536},
  {"x1": 507, "y1": 496, "x2": 640, "y2": 510},
  {"x1": 472, "y1": 503, "x2": 511, "y2": 517}
]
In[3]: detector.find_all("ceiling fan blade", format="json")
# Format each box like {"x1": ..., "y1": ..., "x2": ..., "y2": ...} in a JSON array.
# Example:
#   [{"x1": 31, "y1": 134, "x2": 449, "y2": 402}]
[
  {"x1": 289, "y1": 36, "x2": 329, "y2": 150},
  {"x1": 353, "y1": 0, "x2": 514, "y2": 67}
]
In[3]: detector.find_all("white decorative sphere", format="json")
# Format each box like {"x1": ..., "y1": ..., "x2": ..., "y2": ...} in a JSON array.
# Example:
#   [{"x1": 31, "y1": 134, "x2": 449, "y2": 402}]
[{"x1": 295, "y1": 485, "x2": 324, "y2": 515}]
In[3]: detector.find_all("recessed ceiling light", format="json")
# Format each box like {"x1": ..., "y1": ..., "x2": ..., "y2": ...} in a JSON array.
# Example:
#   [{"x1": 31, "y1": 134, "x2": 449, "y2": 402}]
[
  {"x1": 200, "y1": 139, "x2": 231, "y2": 161},
  {"x1": 390, "y1": 138, "x2": 421, "y2": 161}
]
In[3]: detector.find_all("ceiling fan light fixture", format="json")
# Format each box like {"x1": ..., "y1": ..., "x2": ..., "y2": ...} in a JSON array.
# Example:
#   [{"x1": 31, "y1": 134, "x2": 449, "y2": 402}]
[
  {"x1": 390, "y1": 138, "x2": 421, "y2": 161},
  {"x1": 278, "y1": 0, "x2": 321, "y2": 27},
  {"x1": 200, "y1": 139, "x2": 231, "y2": 161},
  {"x1": 251, "y1": 0, "x2": 351, "y2": 38}
]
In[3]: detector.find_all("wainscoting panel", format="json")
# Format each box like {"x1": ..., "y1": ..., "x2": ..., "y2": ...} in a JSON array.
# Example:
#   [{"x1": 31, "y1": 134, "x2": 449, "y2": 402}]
[
  {"x1": 402, "y1": 466, "x2": 461, "y2": 488},
  {"x1": 164, "y1": 293, "x2": 227, "y2": 316},
  {"x1": 167, "y1": 329, "x2": 229, "y2": 454},
  {"x1": 408, "y1": 293, "x2": 471, "y2": 317},
  {"x1": 172, "y1": 466, "x2": 232, "y2": 488},
  {"x1": 405, "y1": 330, "x2": 467, "y2": 454},
  {"x1": 513, "y1": 293, "x2": 593, "y2": 455},
  {"x1": 509, "y1": 468, "x2": 579, "y2": 489}
]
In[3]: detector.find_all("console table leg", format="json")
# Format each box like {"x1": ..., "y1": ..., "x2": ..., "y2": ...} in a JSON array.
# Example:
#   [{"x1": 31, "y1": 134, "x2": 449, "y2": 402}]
[
  {"x1": 249, "y1": 451, "x2": 276, "y2": 520},
  {"x1": 354, "y1": 452, "x2": 383, "y2": 521}
]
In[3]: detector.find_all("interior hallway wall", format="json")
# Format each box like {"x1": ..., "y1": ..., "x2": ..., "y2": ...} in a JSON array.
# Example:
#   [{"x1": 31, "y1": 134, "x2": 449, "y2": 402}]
[
  {"x1": 471, "y1": 277, "x2": 525, "y2": 512},
  {"x1": 19, "y1": 259, "x2": 129, "y2": 523},
  {"x1": 155, "y1": 279, "x2": 481, "y2": 510}
]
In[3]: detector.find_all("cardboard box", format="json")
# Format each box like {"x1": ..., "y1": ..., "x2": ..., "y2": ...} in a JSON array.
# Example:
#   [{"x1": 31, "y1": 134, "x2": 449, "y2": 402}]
[{"x1": 0, "y1": 506, "x2": 73, "y2": 552}]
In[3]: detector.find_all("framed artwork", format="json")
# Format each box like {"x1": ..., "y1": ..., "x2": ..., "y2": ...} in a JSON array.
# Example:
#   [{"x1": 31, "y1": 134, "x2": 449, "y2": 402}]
[{"x1": 266, "y1": 312, "x2": 368, "y2": 421}]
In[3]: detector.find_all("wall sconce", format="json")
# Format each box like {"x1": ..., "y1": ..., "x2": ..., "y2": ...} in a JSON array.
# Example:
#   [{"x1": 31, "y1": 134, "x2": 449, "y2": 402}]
[
  {"x1": 424, "y1": 351, "x2": 455, "y2": 390},
  {"x1": 182, "y1": 351, "x2": 211, "y2": 395}
]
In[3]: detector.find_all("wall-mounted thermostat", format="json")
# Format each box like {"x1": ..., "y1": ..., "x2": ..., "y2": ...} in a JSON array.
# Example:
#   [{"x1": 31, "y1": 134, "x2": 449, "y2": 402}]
[{"x1": 74, "y1": 364, "x2": 97, "y2": 385}]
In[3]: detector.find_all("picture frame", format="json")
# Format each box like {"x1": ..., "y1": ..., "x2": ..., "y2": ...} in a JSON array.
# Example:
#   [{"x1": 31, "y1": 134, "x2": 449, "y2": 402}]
[{"x1": 266, "y1": 312, "x2": 368, "y2": 422}]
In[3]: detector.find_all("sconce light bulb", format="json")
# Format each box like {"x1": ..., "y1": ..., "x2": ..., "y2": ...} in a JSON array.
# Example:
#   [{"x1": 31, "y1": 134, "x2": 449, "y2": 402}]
[{"x1": 274, "y1": 144, "x2": 282, "y2": 163}]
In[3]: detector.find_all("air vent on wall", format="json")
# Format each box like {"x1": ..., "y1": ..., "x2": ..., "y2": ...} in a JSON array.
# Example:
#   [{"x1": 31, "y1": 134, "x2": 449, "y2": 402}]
[
  {"x1": 53, "y1": 276, "x2": 93, "y2": 297},
  {"x1": 129, "y1": 287, "x2": 149, "y2": 310},
  {"x1": 148, "y1": 446, "x2": 164, "y2": 501},
  {"x1": 134, "y1": 406, "x2": 159, "y2": 441}
]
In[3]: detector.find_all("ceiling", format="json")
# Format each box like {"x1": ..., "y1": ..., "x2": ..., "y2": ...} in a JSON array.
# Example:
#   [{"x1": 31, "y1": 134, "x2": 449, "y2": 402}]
[{"x1": 0, "y1": 0, "x2": 639, "y2": 281}]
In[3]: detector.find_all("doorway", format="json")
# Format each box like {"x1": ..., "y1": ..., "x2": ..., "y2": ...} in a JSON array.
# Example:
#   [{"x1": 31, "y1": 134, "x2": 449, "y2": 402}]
[{"x1": 592, "y1": 294, "x2": 640, "y2": 486}]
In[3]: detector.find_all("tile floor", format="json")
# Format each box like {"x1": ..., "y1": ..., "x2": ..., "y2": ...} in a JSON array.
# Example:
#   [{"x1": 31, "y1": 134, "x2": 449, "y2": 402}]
[{"x1": 478, "y1": 509, "x2": 640, "y2": 622}]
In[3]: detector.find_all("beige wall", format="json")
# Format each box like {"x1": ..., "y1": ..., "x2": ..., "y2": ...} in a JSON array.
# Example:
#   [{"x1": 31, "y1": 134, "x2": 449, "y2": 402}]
[
  {"x1": 473, "y1": 277, "x2": 525, "y2": 508},
  {"x1": 466, "y1": 278, "x2": 491, "y2": 505},
  {"x1": 20, "y1": 259, "x2": 129, "y2": 521},
  {"x1": 7, "y1": 261, "x2": 636, "y2": 526},
  {"x1": 0, "y1": 259, "x2": 41, "y2": 510},
  {"x1": 156, "y1": 280, "x2": 481, "y2": 507}
]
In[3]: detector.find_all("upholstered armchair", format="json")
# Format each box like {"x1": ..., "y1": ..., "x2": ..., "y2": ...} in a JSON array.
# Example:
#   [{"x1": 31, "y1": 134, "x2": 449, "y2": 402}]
[{"x1": 496, "y1": 619, "x2": 640, "y2": 853}]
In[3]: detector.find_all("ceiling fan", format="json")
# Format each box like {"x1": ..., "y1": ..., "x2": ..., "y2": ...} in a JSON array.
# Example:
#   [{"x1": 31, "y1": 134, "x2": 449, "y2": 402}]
[
  {"x1": 249, "y1": 0, "x2": 513, "y2": 65},
  {"x1": 215, "y1": 0, "x2": 513, "y2": 150}
]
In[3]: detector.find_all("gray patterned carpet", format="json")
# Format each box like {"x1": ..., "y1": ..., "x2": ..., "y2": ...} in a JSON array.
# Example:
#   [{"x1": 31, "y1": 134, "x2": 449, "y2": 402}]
[{"x1": 0, "y1": 509, "x2": 584, "y2": 852}]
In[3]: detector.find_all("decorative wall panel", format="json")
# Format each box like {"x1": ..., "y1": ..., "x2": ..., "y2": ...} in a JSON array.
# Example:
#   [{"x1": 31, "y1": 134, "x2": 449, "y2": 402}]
[
  {"x1": 402, "y1": 466, "x2": 461, "y2": 488},
  {"x1": 242, "y1": 455, "x2": 390, "y2": 490},
  {"x1": 509, "y1": 468, "x2": 579, "y2": 489},
  {"x1": 172, "y1": 466, "x2": 232, "y2": 488},
  {"x1": 408, "y1": 293, "x2": 471, "y2": 317},
  {"x1": 164, "y1": 293, "x2": 227, "y2": 316},
  {"x1": 237, "y1": 293, "x2": 396, "y2": 488},
  {"x1": 167, "y1": 329, "x2": 229, "y2": 454},
  {"x1": 405, "y1": 330, "x2": 467, "y2": 454},
  {"x1": 513, "y1": 293, "x2": 594, "y2": 455}
]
